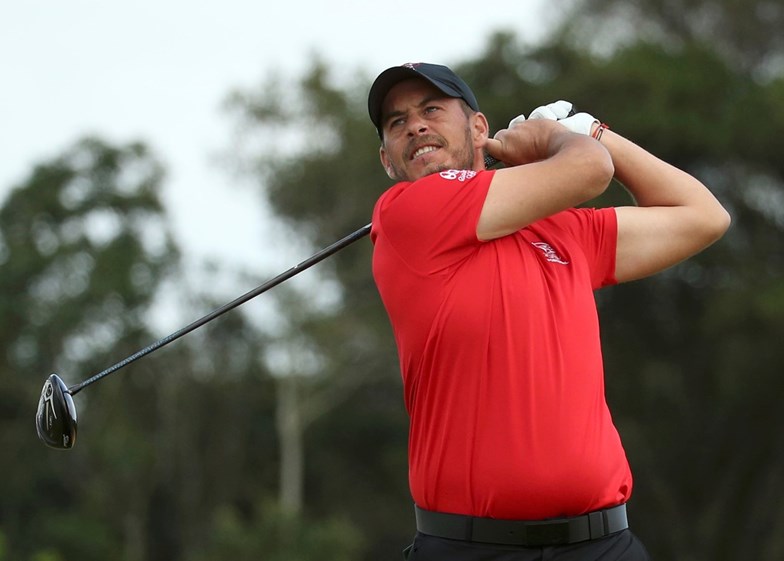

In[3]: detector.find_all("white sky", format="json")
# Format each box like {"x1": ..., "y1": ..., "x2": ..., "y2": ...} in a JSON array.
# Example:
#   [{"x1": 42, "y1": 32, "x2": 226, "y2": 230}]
[{"x1": 1, "y1": 0, "x2": 555, "y2": 328}]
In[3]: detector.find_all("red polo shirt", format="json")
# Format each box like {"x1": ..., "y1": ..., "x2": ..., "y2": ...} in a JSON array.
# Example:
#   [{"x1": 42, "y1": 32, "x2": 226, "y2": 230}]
[{"x1": 371, "y1": 169, "x2": 632, "y2": 520}]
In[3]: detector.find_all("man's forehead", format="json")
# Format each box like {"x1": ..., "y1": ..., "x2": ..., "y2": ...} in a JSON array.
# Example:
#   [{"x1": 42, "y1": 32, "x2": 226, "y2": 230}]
[{"x1": 381, "y1": 78, "x2": 452, "y2": 113}]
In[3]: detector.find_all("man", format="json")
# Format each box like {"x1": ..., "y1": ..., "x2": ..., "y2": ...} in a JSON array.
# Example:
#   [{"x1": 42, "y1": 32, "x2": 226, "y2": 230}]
[{"x1": 367, "y1": 63, "x2": 730, "y2": 560}]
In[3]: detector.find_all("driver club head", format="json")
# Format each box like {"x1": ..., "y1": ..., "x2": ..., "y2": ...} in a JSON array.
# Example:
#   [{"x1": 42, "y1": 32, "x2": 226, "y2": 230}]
[{"x1": 36, "y1": 373, "x2": 77, "y2": 449}]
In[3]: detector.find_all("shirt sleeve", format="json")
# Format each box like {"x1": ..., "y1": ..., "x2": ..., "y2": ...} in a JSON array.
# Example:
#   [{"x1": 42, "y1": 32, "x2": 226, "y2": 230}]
[
  {"x1": 553, "y1": 207, "x2": 618, "y2": 289},
  {"x1": 373, "y1": 170, "x2": 495, "y2": 276}
]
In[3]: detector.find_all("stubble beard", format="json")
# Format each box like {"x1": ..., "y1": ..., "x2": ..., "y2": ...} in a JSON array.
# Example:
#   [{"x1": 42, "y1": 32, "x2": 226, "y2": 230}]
[{"x1": 389, "y1": 127, "x2": 475, "y2": 182}]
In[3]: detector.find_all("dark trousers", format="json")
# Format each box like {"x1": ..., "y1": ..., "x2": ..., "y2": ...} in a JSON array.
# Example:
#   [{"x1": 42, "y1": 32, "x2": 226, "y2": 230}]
[{"x1": 403, "y1": 530, "x2": 651, "y2": 561}]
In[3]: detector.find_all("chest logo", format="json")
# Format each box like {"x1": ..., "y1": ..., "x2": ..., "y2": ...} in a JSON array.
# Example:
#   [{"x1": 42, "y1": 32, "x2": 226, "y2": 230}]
[
  {"x1": 531, "y1": 242, "x2": 569, "y2": 265},
  {"x1": 439, "y1": 169, "x2": 477, "y2": 181}
]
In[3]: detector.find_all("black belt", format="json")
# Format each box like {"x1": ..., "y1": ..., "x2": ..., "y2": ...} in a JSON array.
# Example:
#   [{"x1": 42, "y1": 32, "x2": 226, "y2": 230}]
[{"x1": 415, "y1": 503, "x2": 628, "y2": 547}]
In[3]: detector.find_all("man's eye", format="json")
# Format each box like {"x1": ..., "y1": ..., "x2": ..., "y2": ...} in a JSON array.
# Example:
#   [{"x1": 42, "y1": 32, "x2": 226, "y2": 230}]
[
  {"x1": 388, "y1": 117, "x2": 405, "y2": 128},
  {"x1": 424, "y1": 106, "x2": 439, "y2": 114}
]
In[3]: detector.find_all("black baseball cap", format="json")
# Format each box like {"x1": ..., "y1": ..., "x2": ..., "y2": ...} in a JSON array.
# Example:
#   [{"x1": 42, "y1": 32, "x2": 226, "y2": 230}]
[{"x1": 368, "y1": 62, "x2": 480, "y2": 137}]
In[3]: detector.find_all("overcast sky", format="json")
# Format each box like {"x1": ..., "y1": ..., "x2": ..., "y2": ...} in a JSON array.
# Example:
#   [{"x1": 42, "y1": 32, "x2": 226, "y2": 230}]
[{"x1": 1, "y1": 0, "x2": 554, "y2": 315}]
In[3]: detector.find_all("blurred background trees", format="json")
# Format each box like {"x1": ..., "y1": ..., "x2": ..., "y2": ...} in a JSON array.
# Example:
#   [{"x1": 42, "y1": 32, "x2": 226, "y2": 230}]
[{"x1": 1, "y1": 0, "x2": 782, "y2": 559}]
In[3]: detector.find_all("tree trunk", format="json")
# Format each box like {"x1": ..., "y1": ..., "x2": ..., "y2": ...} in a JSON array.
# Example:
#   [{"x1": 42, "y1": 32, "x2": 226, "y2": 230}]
[{"x1": 276, "y1": 374, "x2": 304, "y2": 516}]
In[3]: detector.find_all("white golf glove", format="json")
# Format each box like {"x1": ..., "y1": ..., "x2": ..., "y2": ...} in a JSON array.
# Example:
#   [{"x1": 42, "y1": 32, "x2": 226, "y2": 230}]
[
  {"x1": 507, "y1": 113, "x2": 527, "y2": 128},
  {"x1": 528, "y1": 100, "x2": 573, "y2": 121},
  {"x1": 506, "y1": 102, "x2": 573, "y2": 128},
  {"x1": 527, "y1": 100, "x2": 599, "y2": 137}
]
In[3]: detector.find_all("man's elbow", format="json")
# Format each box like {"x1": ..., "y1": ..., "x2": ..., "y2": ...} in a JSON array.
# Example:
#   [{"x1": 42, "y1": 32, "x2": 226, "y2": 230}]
[
  {"x1": 585, "y1": 152, "x2": 615, "y2": 200},
  {"x1": 710, "y1": 206, "x2": 732, "y2": 241},
  {"x1": 698, "y1": 203, "x2": 732, "y2": 247}
]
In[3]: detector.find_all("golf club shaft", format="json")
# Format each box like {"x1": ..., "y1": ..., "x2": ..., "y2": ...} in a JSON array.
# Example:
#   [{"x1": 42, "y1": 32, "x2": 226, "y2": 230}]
[{"x1": 67, "y1": 223, "x2": 372, "y2": 396}]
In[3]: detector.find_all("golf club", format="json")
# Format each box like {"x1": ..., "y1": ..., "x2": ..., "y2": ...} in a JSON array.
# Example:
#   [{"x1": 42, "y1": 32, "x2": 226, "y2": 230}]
[
  {"x1": 35, "y1": 223, "x2": 372, "y2": 449},
  {"x1": 35, "y1": 105, "x2": 578, "y2": 449}
]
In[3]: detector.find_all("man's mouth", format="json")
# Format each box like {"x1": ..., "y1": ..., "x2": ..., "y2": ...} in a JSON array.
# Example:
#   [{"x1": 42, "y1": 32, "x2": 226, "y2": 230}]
[{"x1": 410, "y1": 145, "x2": 440, "y2": 160}]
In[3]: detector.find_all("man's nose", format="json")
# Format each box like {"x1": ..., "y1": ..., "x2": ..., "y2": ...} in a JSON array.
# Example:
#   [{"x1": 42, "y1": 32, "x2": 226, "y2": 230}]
[{"x1": 407, "y1": 116, "x2": 428, "y2": 136}]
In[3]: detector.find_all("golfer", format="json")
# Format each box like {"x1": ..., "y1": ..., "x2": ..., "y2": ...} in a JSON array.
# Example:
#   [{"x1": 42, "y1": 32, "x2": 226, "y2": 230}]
[{"x1": 367, "y1": 63, "x2": 730, "y2": 560}]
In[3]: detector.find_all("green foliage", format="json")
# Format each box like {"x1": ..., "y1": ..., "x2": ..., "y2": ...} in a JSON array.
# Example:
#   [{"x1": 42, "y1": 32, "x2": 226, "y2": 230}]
[
  {"x1": 559, "y1": 0, "x2": 784, "y2": 75},
  {"x1": 195, "y1": 501, "x2": 363, "y2": 561},
  {"x1": 0, "y1": 137, "x2": 181, "y2": 561}
]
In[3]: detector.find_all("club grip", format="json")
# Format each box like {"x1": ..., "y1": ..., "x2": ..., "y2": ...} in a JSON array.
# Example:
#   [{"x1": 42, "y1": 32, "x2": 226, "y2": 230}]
[{"x1": 484, "y1": 153, "x2": 500, "y2": 168}]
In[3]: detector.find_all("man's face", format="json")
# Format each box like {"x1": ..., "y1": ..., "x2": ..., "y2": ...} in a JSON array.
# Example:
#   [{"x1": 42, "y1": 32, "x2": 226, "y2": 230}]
[{"x1": 378, "y1": 78, "x2": 486, "y2": 182}]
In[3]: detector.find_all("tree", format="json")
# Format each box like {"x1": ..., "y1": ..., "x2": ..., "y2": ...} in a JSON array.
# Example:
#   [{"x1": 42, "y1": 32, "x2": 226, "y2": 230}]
[
  {"x1": 0, "y1": 137, "x2": 179, "y2": 560},
  {"x1": 559, "y1": 0, "x2": 784, "y2": 77}
]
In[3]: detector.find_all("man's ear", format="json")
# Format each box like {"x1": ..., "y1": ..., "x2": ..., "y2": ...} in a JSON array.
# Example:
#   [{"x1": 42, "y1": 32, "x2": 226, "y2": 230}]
[
  {"x1": 472, "y1": 112, "x2": 490, "y2": 147},
  {"x1": 379, "y1": 145, "x2": 397, "y2": 180}
]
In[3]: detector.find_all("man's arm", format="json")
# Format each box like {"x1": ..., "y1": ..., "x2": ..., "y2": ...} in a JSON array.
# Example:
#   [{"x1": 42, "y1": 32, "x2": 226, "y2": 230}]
[
  {"x1": 603, "y1": 129, "x2": 731, "y2": 282},
  {"x1": 479, "y1": 119, "x2": 614, "y2": 241}
]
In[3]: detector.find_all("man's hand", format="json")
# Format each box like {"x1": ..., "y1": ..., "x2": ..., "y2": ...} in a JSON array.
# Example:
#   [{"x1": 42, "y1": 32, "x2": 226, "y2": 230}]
[
  {"x1": 477, "y1": 115, "x2": 614, "y2": 241},
  {"x1": 483, "y1": 118, "x2": 568, "y2": 167},
  {"x1": 482, "y1": 101, "x2": 603, "y2": 168}
]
